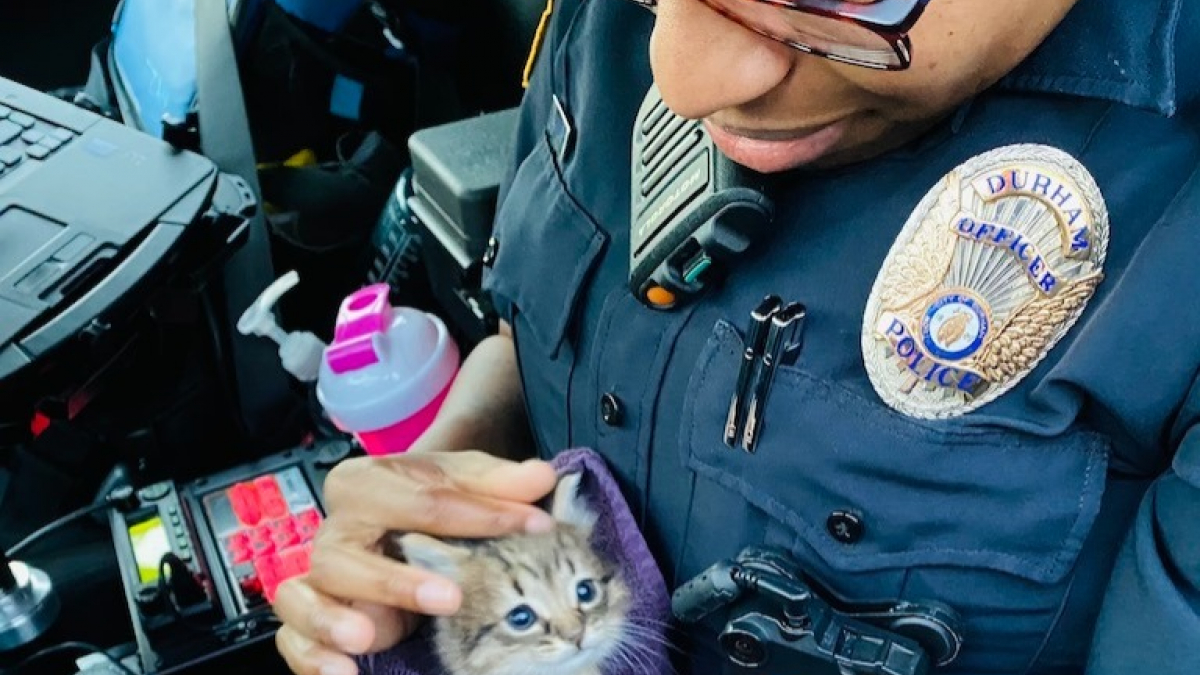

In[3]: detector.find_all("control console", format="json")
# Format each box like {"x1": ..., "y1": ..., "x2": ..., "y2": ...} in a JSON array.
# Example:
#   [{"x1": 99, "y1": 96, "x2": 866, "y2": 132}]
[{"x1": 108, "y1": 438, "x2": 355, "y2": 674}]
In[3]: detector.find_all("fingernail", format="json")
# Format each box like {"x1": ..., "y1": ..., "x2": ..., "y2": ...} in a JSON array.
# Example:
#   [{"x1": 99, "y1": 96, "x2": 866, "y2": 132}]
[
  {"x1": 417, "y1": 581, "x2": 460, "y2": 613},
  {"x1": 320, "y1": 661, "x2": 357, "y2": 675},
  {"x1": 329, "y1": 622, "x2": 359, "y2": 651},
  {"x1": 525, "y1": 510, "x2": 556, "y2": 533}
]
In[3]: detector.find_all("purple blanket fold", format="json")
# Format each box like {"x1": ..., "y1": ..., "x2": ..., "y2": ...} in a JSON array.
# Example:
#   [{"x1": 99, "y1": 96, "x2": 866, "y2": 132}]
[{"x1": 356, "y1": 448, "x2": 673, "y2": 675}]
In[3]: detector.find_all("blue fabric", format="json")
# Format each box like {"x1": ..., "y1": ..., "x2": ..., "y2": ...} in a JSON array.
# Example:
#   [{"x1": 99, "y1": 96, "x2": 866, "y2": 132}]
[
  {"x1": 1000, "y1": 0, "x2": 1185, "y2": 116},
  {"x1": 484, "y1": 1, "x2": 1200, "y2": 673},
  {"x1": 273, "y1": 0, "x2": 363, "y2": 33},
  {"x1": 1178, "y1": 0, "x2": 1200, "y2": 114},
  {"x1": 1084, "y1": 168, "x2": 1200, "y2": 674}
]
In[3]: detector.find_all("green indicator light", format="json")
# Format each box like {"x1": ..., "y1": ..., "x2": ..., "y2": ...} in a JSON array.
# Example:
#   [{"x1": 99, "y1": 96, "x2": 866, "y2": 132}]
[{"x1": 684, "y1": 256, "x2": 712, "y2": 284}]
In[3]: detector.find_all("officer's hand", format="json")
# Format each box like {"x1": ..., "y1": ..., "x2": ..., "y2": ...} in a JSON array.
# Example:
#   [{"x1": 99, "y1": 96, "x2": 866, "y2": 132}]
[{"x1": 272, "y1": 450, "x2": 558, "y2": 675}]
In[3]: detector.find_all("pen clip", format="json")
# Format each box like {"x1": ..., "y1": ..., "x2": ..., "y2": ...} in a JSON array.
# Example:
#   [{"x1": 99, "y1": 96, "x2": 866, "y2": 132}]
[
  {"x1": 742, "y1": 302, "x2": 806, "y2": 453},
  {"x1": 774, "y1": 303, "x2": 807, "y2": 368},
  {"x1": 724, "y1": 295, "x2": 783, "y2": 447}
]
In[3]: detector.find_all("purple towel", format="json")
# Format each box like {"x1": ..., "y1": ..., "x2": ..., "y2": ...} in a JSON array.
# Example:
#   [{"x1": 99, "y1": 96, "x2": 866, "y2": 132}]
[{"x1": 356, "y1": 448, "x2": 673, "y2": 675}]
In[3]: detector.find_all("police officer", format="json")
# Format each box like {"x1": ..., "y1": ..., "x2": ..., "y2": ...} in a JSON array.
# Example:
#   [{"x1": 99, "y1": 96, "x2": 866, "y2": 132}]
[{"x1": 273, "y1": 1, "x2": 1200, "y2": 673}]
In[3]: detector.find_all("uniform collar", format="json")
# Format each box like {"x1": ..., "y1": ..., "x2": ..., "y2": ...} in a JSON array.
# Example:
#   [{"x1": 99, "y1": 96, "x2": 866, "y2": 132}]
[{"x1": 997, "y1": 0, "x2": 1190, "y2": 117}]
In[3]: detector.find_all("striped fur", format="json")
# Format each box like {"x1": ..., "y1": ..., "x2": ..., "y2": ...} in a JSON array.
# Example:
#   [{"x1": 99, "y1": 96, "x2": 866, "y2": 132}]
[{"x1": 395, "y1": 474, "x2": 633, "y2": 675}]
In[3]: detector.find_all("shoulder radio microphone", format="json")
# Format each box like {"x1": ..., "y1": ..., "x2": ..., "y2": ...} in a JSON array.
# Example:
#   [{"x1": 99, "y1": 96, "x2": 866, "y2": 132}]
[{"x1": 629, "y1": 84, "x2": 776, "y2": 310}]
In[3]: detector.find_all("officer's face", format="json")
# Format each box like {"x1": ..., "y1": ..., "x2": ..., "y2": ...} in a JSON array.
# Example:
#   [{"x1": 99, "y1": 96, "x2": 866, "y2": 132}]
[{"x1": 649, "y1": 0, "x2": 1081, "y2": 173}]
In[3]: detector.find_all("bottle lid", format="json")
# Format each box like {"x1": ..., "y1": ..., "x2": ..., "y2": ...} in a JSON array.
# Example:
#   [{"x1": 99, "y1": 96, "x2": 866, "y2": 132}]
[{"x1": 316, "y1": 284, "x2": 459, "y2": 433}]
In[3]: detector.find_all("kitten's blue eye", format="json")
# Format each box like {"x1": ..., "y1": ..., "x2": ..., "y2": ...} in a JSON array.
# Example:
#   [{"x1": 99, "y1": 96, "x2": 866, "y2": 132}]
[
  {"x1": 506, "y1": 605, "x2": 537, "y2": 631},
  {"x1": 576, "y1": 580, "x2": 598, "y2": 604}
]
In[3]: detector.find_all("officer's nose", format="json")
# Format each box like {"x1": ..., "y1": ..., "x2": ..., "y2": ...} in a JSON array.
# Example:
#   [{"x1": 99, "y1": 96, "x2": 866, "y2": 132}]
[{"x1": 649, "y1": 0, "x2": 794, "y2": 119}]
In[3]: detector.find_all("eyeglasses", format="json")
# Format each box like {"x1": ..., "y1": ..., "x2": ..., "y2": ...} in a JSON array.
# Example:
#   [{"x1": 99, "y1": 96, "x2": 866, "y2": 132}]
[{"x1": 626, "y1": 0, "x2": 930, "y2": 70}]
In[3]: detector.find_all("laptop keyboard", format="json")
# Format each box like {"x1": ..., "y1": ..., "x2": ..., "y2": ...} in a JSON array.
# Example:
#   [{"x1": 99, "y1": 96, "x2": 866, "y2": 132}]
[{"x1": 0, "y1": 104, "x2": 75, "y2": 177}]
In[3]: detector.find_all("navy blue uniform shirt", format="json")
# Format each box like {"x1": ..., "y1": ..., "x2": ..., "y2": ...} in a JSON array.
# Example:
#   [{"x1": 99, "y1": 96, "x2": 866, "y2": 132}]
[{"x1": 483, "y1": 1, "x2": 1200, "y2": 673}]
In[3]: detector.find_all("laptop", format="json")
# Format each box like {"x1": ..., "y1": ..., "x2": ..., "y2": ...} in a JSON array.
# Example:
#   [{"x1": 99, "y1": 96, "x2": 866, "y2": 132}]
[{"x1": 0, "y1": 75, "x2": 245, "y2": 390}]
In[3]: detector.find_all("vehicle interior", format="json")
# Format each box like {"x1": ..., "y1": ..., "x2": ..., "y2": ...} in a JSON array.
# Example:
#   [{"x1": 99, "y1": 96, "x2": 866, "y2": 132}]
[{"x1": 0, "y1": 1, "x2": 545, "y2": 673}]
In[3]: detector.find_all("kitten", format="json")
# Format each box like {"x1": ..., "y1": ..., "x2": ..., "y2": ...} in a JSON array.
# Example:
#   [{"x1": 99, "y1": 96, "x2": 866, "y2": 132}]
[{"x1": 394, "y1": 473, "x2": 646, "y2": 675}]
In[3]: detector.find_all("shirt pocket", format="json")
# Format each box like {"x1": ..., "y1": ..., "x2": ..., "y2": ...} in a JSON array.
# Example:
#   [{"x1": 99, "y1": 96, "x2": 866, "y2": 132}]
[
  {"x1": 484, "y1": 134, "x2": 607, "y2": 453},
  {"x1": 677, "y1": 319, "x2": 1110, "y2": 674}
]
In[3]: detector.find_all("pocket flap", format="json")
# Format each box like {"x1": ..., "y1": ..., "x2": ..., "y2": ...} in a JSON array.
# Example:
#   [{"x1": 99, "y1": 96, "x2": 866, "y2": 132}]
[
  {"x1": 485, "y1": 139, "x2": 607, "y2": 357},
  {"x1": 681, "y1": 320, "x2": 1109, "y2": 584}
]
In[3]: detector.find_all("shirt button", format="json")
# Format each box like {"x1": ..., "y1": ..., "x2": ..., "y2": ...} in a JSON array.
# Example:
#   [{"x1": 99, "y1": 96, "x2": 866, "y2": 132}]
[
  {"x1": 482, "y1": 237, "x2": 499, "y2": 267},
  {"x1": 600, "y1": 393, "x2": 623, "y2": 426},
  {"x1": 827, "y1": 511, "x2": 864, "y2": 544}
]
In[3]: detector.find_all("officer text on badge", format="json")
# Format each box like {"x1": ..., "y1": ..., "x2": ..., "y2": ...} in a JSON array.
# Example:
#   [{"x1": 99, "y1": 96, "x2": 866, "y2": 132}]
[{"x1": 860, "y1": 145, "x2": 1110, "y2": 419}]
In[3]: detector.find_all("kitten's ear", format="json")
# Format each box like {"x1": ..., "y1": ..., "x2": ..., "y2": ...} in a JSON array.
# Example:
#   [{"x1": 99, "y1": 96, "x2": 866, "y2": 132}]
[
  {"x1": 550, "y1": 472, "x2": 598, "y2": 535},
  {"x1": 396, "y1": 533, "x2": 471, "y2": 582}
]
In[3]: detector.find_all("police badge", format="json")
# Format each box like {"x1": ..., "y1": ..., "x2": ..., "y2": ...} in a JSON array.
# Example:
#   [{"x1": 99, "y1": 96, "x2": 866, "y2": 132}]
[{"x1": 861, "y1": 144, "x2": 1109, "y2": 419}]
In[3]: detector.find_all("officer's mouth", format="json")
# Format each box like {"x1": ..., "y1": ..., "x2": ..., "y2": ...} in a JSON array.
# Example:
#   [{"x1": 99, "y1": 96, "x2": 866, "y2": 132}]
[{"x1": 703, "y1": 119, "x2": 847, "y2": 173}]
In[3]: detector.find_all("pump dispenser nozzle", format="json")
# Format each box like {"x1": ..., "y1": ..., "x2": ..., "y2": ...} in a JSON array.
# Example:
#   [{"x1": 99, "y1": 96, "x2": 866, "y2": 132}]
[{"x1": 237, "y1": 271, "x2": 327, "y2": 383}]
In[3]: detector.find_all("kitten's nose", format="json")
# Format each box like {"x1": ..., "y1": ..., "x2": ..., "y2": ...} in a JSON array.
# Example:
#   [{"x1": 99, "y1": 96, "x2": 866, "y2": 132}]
[{"x1": 564, "y1": 625, "x2": 585, "y2": 649}]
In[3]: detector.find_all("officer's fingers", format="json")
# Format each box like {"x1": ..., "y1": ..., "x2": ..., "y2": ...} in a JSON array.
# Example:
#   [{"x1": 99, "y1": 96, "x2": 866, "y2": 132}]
[
  {"x1": 306, "y1": 539, "x2": 462, "y2": 615},
  {"x1": 272, "y1": 577, "x2": 379, "y2": 655},
  {"x1": 325, "y1": 461, "x2": 555, "y2": 538},
  {"x1": 437, "y1": 451, "x2": 559, "y2": 504},
  {"x1": 275, "y1": 624, "x2": 360, "y2": 675},
  {"x1": 351, "y1": 600, "x2": 425, "y2": 653},
  {"x1": 393, "y1": 484, "x2": 556, "y2": 537}
]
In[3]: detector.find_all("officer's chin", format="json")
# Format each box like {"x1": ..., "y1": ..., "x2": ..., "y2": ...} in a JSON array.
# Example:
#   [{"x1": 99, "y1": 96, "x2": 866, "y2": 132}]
[{"x1": 703, "y1": 119, "x2": 847, "y2": 173}]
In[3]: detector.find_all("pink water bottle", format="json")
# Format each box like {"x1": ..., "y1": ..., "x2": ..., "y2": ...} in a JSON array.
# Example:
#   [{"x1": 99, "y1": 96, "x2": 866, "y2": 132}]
[{"x1": 316, "y1": 284, "x2": 460, "y2": 455}]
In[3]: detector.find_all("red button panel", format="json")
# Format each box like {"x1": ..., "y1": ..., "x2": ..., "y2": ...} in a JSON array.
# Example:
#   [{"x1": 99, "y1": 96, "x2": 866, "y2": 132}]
[
  {"x1": 212, "y1": 470, "x2": 324, "y2": 606},
  {"x1": 228, "y1": 483, "x2": 262, "y2": 527},
  {"x1": 226, "y1": 531, "x2": 253, "y2": 565},
  {"x1": 295, "y1": 508, "x2": 321, "y2": 540},
  {"x1": 254, "y1": 476, "x2": 289, "y2": 520}
]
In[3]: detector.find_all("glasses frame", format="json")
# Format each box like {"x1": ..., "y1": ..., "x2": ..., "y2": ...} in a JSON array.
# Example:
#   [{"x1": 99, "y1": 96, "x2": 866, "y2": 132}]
[{"x1": 628, "y1": 0, "x2": 931, "y2": 70}]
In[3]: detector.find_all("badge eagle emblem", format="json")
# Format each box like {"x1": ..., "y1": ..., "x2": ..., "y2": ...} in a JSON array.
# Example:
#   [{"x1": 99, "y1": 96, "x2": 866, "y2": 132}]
[{"x1": 861, "y1": 144, "x2": 1109, "y2": 419}]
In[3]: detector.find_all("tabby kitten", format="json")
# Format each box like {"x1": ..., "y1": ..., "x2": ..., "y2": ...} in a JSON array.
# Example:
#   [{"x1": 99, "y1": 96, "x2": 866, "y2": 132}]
[{"x1": 395, "y1": 473, "x2": 640, "y2": 675}]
